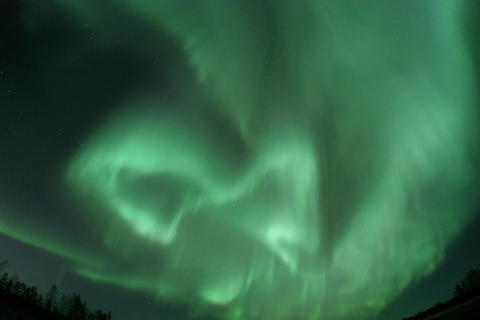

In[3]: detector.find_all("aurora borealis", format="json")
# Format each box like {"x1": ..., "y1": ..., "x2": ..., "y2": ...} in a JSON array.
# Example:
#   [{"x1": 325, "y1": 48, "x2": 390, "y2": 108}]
[{"x1": 1, "y1": 1, "x2": 479, "y2": 320}]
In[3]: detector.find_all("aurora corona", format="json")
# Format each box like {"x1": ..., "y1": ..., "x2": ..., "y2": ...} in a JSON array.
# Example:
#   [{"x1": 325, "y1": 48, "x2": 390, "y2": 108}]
[{"x1": 1, "y1": 1, "x2": 479, "y2": 320}]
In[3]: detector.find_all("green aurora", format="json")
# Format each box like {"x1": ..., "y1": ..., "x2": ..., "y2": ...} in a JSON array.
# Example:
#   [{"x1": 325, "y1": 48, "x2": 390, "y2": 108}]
[{"x1": 1, "y1": 1, "x2": 479, "y2": 320}]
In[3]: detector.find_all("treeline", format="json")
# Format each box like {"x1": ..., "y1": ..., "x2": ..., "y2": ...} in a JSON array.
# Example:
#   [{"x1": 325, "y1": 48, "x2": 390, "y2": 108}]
[
  {"x1": 403, "y1": 268, "x2": 480, "y2": 320},
  {"x1": 0, "y1": 260, "x2": 112, "y2": 320}
]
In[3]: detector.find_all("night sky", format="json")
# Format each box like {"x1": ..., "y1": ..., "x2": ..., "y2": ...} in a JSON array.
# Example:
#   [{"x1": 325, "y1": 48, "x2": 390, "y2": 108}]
[{"x1": 1, "y1": 1, "x2": 480, "y2": 320}]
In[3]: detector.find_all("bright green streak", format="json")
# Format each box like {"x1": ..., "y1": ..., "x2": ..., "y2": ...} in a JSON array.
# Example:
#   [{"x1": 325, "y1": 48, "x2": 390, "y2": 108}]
[{"x1": 4, "y1": 1, "x2": 480, "y2": 320}]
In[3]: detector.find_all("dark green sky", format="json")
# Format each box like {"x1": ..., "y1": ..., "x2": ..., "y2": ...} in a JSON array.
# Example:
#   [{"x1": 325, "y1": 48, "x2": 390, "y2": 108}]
[{"x1": 1, "y1": 1, "x2": 479, "y2": 320}]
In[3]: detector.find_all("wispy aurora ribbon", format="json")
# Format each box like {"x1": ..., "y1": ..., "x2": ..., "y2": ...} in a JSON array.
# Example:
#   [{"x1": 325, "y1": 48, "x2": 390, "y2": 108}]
[{"x1": 4, "y1": 1, "x2": 477, "y2": 320}]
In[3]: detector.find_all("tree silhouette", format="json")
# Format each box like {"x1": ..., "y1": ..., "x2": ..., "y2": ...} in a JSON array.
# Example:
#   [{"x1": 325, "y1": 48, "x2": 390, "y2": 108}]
[
  {"x1": 0, "y1": 272, "x2": 8, "y2": 288},
  {"x1": 453, "y1": 268, "x2": 480, "y2": 297},
  {"x1": 0, "y1": 265, "x2": 113, "y2": 320},
  {"x1": 453, "y1": 284, "x2": 464, "y2": 297},
  {"x1": 58, "y1": 293, "x2": 73, "y2": 315},
  {"x1": 37, "y1": 293, "x2": 44, "y2": 308},
  {"x1": 0, "y1": 260, "x2": 8, "y2": 273},
  {"x1": 405, "y1": 268, "x2": 480, "y2": 320},
  {"x1": 23, "y1": 286, "x2": 39, "y2": 305},
  {"x1": 67, "y1": 293, "x2": 88, "y2": 320},
  {"x1": 45, "y1": 284, "x2": 58, "y2": 312},
  {"x1": 5, "y1": 273, "x2": 19, "y2": 293}
]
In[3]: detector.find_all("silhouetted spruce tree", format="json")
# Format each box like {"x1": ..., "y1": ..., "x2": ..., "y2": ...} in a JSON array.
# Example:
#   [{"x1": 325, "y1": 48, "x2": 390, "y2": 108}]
[
  {"x1": 67, "y1": 293, "x2": 88, "y2": 320},
  {"x1": 0, "y1": 264, "x2": 113, "y2": 320},
  {"x1": 0, "y1": 272, "x2": 8, "y2": 289},
  {"x1": 464, "y1": 268, "x2": 480, "y2": 289},
  {"x1": 13, "y1": 280, "x2": 27, "y2": 297},
  {"x1": 91, "y1": 309, "x2": 107, "y2": 320},
  {"x1": 454, "y1": 268, "x2": 480, "y2": 297},
  {"x1": 24, "y1": 286, "x2": 39, "y2": 305},
  {"x1": 36, "y1": 293, "x2": 44, "y2": 307},
  {"x1": 5, "y1": 274, "x2": 19, "y2": 293},
  {"x1": 454, "y1": 284, "x2": 465, "y2": 297},
  {"x1": 0, "y1": 259, "x2": 8, "y2": 273},
  {"x1": 58, "y1": 293, "x2": 72, "y2": 315},
  {"x1": 45, "y1": 283, "x2": 58, "y2": 312}
]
